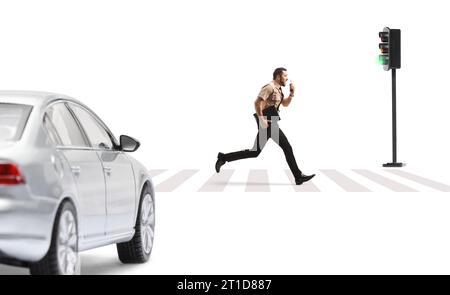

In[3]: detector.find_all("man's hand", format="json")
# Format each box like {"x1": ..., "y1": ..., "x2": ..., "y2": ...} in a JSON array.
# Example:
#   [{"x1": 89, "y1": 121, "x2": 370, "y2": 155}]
[
  {"x1": 289, "y1": 81, "x2": 295, "y2": 96},
  {"x1": 259, "y1": 116, "x2": 269, "y2": 129}
]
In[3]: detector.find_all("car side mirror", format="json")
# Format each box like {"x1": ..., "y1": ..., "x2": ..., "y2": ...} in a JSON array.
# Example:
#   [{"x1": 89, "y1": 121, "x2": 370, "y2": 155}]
[{"x1": 120, "y1": 135, "x2": 140, "y2": 152}]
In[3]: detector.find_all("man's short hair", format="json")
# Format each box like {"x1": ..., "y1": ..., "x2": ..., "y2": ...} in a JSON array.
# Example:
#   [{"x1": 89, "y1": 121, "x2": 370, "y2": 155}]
[{"x1": 273, "y1": 67, "x2": 287, "y2": 80}]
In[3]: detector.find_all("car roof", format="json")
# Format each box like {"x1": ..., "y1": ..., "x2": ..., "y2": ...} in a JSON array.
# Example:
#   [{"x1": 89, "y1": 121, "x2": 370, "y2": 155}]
[
  {"x1": 0, "y1": 90, "x2": 118, "y2": 146},
  {"x1": 0, "y1": 90, "x2": 81, "y2": 107}
]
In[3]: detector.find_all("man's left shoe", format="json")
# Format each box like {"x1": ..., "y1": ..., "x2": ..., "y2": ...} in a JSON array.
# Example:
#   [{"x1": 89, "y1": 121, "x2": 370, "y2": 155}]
[
  {"x1": 295, "y1": 173, "x2": 315, "y2": 185},
  {"x1": 215, "y1": 153, "x2": 226, "y2": 173}
]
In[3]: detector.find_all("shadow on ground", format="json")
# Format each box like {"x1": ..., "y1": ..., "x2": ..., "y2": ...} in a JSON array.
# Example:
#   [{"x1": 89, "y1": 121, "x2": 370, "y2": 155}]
[{"x1": 0, "y1": 252, "x2": 141, "y2": 275}]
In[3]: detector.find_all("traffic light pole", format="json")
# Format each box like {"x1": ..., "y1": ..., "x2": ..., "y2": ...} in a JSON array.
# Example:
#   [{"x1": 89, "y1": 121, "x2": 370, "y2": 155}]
[{"x1": 383, "y1": 68, "x2": 405, "y2": 167}]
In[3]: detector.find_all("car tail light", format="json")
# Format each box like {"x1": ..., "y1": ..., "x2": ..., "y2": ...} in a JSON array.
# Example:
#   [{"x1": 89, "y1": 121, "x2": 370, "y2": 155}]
[{"x1": 0, "y1": 163, "x2": 25, "y2": 185}]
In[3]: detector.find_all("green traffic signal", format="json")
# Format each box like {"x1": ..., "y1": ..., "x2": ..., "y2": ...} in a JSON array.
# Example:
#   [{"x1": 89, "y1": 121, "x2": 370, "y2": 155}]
[{"x1": 378, "y1": 55, "x2": 388, "y2": 65}]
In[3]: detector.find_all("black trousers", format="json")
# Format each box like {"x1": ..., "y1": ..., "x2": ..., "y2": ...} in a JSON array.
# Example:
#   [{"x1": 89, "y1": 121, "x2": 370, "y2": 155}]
[{"x1": 220, "y1": 119, "x2": 303, "y2": 179}]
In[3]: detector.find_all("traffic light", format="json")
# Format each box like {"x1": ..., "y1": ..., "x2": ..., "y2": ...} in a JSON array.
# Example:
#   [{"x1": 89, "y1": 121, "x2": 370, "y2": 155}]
[
  {"x1": 379, "y1": 27, "x2": 405, "y2": 167},
  {"x1": 378, "y1": 27, "x2": 401, "y2": 71}
]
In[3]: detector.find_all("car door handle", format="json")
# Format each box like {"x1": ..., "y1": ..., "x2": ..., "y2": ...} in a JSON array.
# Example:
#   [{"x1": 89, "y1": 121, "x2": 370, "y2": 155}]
[
  {"x1": 71, "y1": 166, "x2": 81, "y2": 175},
  {"x1": 103, "y1": 166, "x2": 112, "y2": 175}
]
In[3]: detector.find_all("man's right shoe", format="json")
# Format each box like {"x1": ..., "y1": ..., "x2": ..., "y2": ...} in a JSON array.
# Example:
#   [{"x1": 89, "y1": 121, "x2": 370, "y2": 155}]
[
  {"x1": 295, "y1": 173, "x2": 315, "y2": 185},
  {"x1": 215, "y1": 153, "x2": 226, "y2": 173}
]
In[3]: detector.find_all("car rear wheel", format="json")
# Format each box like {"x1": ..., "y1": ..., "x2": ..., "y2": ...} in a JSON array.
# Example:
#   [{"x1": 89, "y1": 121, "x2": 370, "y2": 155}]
[
  {"x1": 116, "y1": 185, "x2": 155, "y2": 263},
  {"x1": 29, "y1": 201, "x2": 80, "y2": 275}
]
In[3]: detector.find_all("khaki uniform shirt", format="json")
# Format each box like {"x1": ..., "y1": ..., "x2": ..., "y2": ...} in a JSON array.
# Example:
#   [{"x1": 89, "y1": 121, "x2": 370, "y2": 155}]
[{"x1": 257, "y1": 81, "x2": 283, "y2": 110}]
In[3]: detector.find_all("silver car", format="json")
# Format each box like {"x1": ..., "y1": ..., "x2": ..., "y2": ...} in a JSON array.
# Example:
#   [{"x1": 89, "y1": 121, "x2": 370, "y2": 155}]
[{"x1": 0, "y1": 91, "x2": 155, "y2": 275}]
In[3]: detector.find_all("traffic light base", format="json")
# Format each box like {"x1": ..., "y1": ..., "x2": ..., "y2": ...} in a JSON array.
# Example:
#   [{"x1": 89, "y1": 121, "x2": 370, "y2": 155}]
[{"x1": 383, "y1": 162, "x2": 406, "y2": 167}]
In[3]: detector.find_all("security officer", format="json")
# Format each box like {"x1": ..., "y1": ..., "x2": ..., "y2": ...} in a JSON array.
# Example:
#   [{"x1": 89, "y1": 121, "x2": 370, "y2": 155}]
[{"x1": 215, "y1": 67, "x2": 315, "y2": 185}]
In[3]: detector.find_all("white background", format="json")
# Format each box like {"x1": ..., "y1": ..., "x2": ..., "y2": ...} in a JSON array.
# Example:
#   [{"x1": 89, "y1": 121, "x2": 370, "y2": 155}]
[{"x1": 1, "y1": 0, "x2": 450, "y2": 275}]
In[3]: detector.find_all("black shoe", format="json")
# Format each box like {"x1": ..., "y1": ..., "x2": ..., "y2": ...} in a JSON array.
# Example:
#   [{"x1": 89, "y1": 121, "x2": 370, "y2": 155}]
[
  {"x1": 215, "y1": 153, "x2": 226, "y2": 173},
  {"x1": 295, "y1": 173, "x2": 315, "y2": 185}
]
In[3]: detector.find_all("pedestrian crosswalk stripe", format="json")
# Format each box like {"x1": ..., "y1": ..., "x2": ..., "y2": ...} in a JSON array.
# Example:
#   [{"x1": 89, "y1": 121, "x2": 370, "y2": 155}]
[
  {"x1": 246, "y1": 169, "x2": 270, "y2": 192},
  {"x1": 353, "y1": 169, "x2": 417, "y2": 192},
  {"x1": 321, "y1": 169, "x2": 371, "y2": 192},
  {"x1": 384, "y1": 170, "x2": 450, "y2": 192},
  {"x1": 155, "y1": 169, "x2": 200, "y2": 192},
  {"x1": 151, "y1": 169, "x2": 448, "y2": 193},
  {"x1": 198, "y1": 169, "x2": 235, "y2": 192},
  {"x1": 285, "y1": 170, "x2": 320, "y2": 192}
]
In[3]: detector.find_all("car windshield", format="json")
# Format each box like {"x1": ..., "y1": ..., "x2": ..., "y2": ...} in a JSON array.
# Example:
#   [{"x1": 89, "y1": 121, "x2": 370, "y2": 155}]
[{"x1": 0, "y1": 103, "x2": 33, "y2": 142}]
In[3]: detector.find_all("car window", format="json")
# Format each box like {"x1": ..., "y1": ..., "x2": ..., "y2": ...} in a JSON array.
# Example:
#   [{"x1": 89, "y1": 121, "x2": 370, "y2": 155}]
[
  {"x1": 69, "y1": 104, "x2": 114, "y2": 150},
  {"x1": 43, "y1": 114, "x2": 63, "y2": 145},
  {"x1": 0, "y1": 103, "x2": 32, "y2": 142},
  {"x1": 45, "y1": 103, "x2": 88, "y2": 147}
]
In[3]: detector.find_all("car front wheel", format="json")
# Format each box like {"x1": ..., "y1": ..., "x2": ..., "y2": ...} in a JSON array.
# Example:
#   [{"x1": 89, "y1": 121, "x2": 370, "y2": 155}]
[{"x1": 116, "y1": 186, "x2": 155, "y2": 263}]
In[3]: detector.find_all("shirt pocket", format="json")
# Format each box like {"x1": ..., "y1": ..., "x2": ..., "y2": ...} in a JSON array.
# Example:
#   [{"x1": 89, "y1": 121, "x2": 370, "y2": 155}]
[{"x1": 271, "y1": 90, "x2": 280, "y2": 102}]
